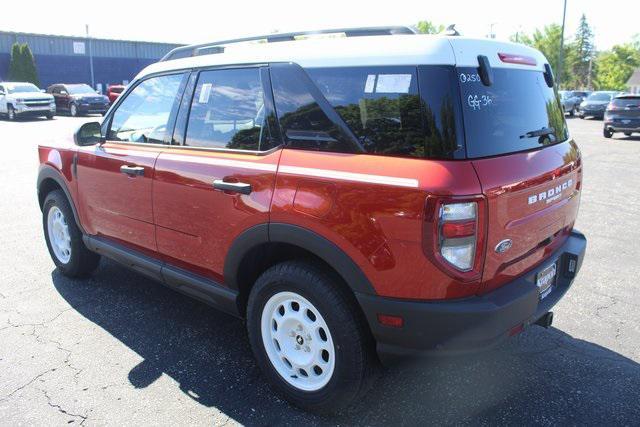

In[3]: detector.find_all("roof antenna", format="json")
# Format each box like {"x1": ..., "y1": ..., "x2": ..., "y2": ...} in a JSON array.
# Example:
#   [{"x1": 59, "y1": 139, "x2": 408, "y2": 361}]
[{"x1": 443, "y1": 24, "x2": 460, "y2": 36}]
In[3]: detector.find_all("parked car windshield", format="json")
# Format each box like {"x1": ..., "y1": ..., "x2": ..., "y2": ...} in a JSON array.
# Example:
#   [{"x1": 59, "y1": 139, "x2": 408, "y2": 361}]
[
  {"x1": 457, "y1": 67, "x2": 568, "y2": 158},
  {"x1": 587, "y1": 92, "x2": 614, "y2": 101},
  {"x1": 7, "y1": 83, "x2": 40, "y2": 94},
  {"x1": 67, "y1": 84, "x2": 96, "y2": 95}
]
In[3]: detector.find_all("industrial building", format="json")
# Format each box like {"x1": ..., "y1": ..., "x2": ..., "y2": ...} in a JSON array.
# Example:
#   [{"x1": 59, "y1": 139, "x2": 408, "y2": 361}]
[{"x1": 0, "y1": 31, "x2": 182, "y2": 91}]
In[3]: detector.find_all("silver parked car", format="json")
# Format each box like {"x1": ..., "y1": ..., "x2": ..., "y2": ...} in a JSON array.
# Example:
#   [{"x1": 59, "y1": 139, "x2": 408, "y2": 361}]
[{"x1": 559, "y1": 90, "x2": 589, "y2": 116}]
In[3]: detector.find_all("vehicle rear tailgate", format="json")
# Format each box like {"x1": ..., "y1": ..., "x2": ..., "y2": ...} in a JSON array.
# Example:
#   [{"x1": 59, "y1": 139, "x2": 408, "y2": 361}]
[{"x1": 472, "y1": 140, "x2": 583, "y2": 294}]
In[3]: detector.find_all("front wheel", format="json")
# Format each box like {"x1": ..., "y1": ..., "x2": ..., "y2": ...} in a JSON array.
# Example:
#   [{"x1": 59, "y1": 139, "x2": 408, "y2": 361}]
[
  {"x1": 69, "y1": 103, "x2": 78, "y2": 117},
  {"x1": 43, "y1": 190, "x2": 100, "y2": 277},
  {"x1": 7, "y1": 105, "x2": 16, "y2": 121},
  {"x1": 46, "y1": 113, "x2": 54, "y2": 120},
  {"x1": 603, "y1": 127, "x2": 613, "y2": 138},
  {"x1": 624, "y1": 132, "x2": 632, "y2": 137},
  {"x1": 247, "y1": 261, "x2": 377, "y2": 413},
  {"x1": 569, "y1": 107, "x2": 575, "y2": 117}
]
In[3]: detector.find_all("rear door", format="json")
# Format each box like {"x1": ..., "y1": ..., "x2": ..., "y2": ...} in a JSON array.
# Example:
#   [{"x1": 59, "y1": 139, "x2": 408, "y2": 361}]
[
  {"x1": 153, "y1": 66, "x2": 281, "y2": 281},
  {"x1": 449, "y1": 39, "x2": 583, "y2": 293},
  {"x1": 76, "y1": 72, "x2": 187, "y2": 253}
]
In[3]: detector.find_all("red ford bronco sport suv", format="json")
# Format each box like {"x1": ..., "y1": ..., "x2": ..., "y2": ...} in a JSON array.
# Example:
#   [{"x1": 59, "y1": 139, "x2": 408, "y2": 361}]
[{"x1": 37, "y1": 27, "x2": 586, "y2": 412}]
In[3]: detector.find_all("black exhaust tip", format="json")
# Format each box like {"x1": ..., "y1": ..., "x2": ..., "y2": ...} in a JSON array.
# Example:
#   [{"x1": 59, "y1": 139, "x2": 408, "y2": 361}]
[{"x1": 535, "y1": 311, "x2": 554, "y2": 329}]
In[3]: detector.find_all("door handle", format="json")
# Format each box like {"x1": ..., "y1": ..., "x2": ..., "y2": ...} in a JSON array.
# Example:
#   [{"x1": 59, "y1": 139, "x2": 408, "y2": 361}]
[
  {"x1": 213, "y1": 179, "x2": 252, "y2": 195},
  {"x1": 120, "y1": 165, "x2": 145, "y2": 176}
]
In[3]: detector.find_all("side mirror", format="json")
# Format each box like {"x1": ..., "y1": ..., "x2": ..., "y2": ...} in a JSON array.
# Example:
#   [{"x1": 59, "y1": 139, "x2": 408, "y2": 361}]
[{"x1": 74, "y1": 121, "x2": 103, "y2": 146}]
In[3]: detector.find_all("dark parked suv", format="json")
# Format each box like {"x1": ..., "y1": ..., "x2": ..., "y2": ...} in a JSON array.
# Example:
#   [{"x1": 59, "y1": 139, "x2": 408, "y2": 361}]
[
  {"x1": 603, "y1": 94, "x2": 640, "y2": 138},
  {"x1": 47, "y1": 84, "x2": 110, "y2": 116}
]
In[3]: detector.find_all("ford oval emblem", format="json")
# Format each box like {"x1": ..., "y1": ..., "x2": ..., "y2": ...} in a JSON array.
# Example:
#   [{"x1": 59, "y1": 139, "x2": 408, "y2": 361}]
[{"x1": 495, "y1": 239, "x2": 513, "y2": 254}]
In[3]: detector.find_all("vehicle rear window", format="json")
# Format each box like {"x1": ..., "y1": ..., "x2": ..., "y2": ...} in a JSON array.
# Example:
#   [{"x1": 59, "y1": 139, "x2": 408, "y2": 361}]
[
  {"x1": 611, "y1": 97, "x2": 640, "y2": 108},
  {"x1": 457, "y1": 67, "x2": 568, "y2": 158}
]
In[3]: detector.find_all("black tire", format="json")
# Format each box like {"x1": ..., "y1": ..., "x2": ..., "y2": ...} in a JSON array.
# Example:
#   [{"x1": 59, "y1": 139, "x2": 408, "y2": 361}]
[
  {"x1": 569, "y1": 107, "x2": 575, "y2": 117},
  {"x1": 624, "y1": 132, "x2": 632, "y2": 137},
  {"x1": 246, "y1": 260, "x2": 378, "y2": 413},
  {"x1": 69, "y1": 103, "x2": 78, "y2": 117},
  {"x1": 603, "y1": 128, "x2": 613, "y2": 138},
  {"x1": 42, "y1": 190, "x2": 100, "y2": 278},
  {"x1": 7, "y1": 105, "x2": 16, "y2": 121},
  {"x1": 46, "y1": 113, "x2": 54, "y2": 120}
]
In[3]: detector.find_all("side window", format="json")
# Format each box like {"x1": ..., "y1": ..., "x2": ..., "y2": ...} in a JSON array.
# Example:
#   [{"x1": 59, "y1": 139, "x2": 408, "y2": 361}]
[
  {"x1": 185, "y1": 68, "x2": 271, "y2": 151},
  {"x1": 306, "y1": 66, "x2": 425, "y2": 157},
  {"x1": 109, "y1": 73, "x2": 185, "y2": 144},
  {"x1": 270, "y1": 64, "x2": 359, "y2": 154}
]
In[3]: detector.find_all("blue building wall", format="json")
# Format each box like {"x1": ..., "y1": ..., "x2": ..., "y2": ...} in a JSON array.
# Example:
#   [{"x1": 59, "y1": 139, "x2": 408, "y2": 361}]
[{"x1": 0, "y1": 31, "x2": 182, "y2": 90}]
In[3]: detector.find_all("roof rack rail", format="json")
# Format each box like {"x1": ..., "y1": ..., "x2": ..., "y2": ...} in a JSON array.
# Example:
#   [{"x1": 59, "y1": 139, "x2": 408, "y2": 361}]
[{"x1": 160, "y1": 26, "x2": 417, "y2": 62}]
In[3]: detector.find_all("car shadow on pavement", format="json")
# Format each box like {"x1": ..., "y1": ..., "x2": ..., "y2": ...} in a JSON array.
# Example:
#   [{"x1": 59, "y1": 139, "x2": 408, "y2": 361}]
[{"x1": 52, "y1": 260, "x2": 640, "y2": 425}]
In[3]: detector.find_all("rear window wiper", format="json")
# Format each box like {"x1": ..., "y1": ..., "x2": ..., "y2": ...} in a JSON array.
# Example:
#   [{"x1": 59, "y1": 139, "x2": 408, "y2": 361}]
[{"x1": 520, "y1": 127, "x2": 555, "y2": 140}]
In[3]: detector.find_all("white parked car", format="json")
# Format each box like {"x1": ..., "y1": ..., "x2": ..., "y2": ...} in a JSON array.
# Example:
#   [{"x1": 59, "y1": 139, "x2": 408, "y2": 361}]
[{"x1": 0, "y1": 82, "x2": 56, "y2": 120}]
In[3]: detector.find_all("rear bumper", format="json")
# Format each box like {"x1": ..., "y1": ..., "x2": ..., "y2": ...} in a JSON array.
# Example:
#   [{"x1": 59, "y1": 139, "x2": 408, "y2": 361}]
[
  {"x1": 357, "y1": 230, "x2": 586, "y2": 360},
  {"x1": 604, "y1": 120, "x2": 640, "y2": 133}
]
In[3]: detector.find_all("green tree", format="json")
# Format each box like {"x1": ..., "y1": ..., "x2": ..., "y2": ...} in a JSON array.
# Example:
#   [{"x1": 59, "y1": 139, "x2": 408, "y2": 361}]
[
  {"x1": 594, "y1": 44, "x2": 640, "y2": 90},
  {"x1": 567, "y1": 14, "x2": 595, "y2": 89},
  {"x1": 20, "y1": 44, "x2": 40, "y2": 87},
  {"x1": 7, "y1": 43, "x2": 24, "y2": 81},
  {"x1": 511, "y1": 24, "x2": 572, "y2": 87},
  {"x1": 7, "y1": 43, "x2": 39, "y2": 86},
  {"x1": 416, "y1": 21, "x2": 444, "y2": 34}
]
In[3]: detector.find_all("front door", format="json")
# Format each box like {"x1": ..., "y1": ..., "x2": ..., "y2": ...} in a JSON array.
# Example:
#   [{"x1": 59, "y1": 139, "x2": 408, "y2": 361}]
[
  {"x1": 153, "y1": 67, "x2": 281, "y2": 281},
  {"x1": 76, "y1": 72, "x2": 187, "y2": 253}
]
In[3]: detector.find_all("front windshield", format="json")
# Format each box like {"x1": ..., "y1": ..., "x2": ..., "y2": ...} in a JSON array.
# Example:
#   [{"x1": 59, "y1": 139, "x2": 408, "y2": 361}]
[
  {"x1": 7, "y1": 84, "x2": 40, "y2": 94},
  {"x1": 67, "y1": 84, "x2": 96, "y2": 95},
  {"x1": 587, "y1": 93, "x2": 613, "y2": 102}
]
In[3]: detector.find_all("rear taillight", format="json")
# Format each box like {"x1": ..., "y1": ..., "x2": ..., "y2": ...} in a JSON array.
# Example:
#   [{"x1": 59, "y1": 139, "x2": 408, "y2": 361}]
[
  {"x1": 439, "y1": 202, "x2": 477, "y2": 271},
  {"x1": 423, "y1": 196, "x2": 487, "y2": 282}
]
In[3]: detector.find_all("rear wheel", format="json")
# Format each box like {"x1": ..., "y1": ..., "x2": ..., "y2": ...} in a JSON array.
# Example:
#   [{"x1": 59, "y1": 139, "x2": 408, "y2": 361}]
[
  {"x1": 624, "y1": 132, "x2": 632, "y2": 136},
  {"x1": 43, "y1": 190, "x2": 100, "y2": 277},
  {"x1": 247, "y1": 260, "x2": 377, "y2": 413},
  {"x1": 603, "y1": 127, "x2": 613, "y2": 138}
]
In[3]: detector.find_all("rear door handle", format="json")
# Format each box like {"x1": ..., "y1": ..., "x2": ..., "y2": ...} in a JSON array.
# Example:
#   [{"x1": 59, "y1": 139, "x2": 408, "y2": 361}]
[
  {"x1": 120, "y1": 165, "x2": 145, "y2": 176},
  {"x1": 213, "y1": 179, "x2": 252, "y2": 195}
]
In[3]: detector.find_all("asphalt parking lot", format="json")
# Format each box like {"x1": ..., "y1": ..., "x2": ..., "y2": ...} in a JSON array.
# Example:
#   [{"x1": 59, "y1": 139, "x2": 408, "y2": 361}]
[{"x1": 0, "y1": 115, "x2": 639, "y2": 425}]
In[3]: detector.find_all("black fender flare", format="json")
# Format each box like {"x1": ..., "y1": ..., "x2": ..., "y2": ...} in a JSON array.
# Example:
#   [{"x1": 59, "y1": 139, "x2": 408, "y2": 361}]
[
  {"x1": 224, "y1": 222, "x2": 376, "y2": 295},
  {"x1": 37, "y1": 166, "x2": 85, "y2": 234}
]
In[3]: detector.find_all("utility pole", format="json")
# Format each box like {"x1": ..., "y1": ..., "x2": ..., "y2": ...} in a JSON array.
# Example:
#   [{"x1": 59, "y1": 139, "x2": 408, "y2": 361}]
[
  {"x1": 86, "y1": 24, "x2": 95, "y2": 90},
  {"x1": 557, "y1": 0, "x2": 568, "y2": 87},
  {"x1": 488, "y1": 23, "x2": 497, "y2": 39}
]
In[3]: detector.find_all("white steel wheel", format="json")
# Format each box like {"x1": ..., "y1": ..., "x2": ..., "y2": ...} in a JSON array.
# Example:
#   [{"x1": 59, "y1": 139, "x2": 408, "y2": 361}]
[
  {"x1": 47, "y1": 206, "x2": 72, "y2": 264},
  {"x1": 261, "y1": 291, "x2": 336, "y2": 392}
]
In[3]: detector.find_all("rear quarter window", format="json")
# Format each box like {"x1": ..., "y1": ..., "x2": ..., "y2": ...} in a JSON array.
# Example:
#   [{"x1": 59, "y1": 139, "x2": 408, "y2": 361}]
[{"x1": 303, "y1": 65, "x2": 463, "y2": 159}]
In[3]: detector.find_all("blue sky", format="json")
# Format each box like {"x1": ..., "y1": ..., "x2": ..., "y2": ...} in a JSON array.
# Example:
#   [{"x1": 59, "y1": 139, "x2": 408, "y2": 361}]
[{"x1": 4, "y1": 0, "x2": 638, "y2": 50}]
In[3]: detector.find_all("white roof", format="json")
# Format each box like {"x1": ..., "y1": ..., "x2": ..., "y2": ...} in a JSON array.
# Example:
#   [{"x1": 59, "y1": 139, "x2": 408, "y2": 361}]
[{"x1": 136, "y1": 34, "x2": 548, "y2": 80}]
